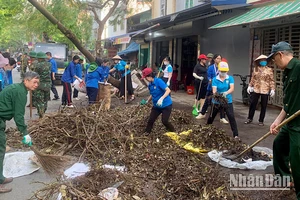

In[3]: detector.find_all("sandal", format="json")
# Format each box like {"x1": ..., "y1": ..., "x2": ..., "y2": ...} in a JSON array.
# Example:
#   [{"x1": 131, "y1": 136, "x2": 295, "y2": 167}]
[
  {"x1": 258, "y1": 122, "x2": 264, "y2": 126},
  {"x1": 119, "y1": 96, "x2": 125, "y2": 100},
  {"x1": 0, "y1": 185, "x2": 12, "y2": 193},
  {"x1": 244, "y1": 119, "x2": 252, "y2": 124},
  {"x1": 130, "y1": 96, "x2": 135, "y2": 101}
]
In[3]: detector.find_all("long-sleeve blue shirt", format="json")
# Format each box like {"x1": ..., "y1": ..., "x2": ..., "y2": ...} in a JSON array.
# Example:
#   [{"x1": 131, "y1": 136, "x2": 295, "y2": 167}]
[
  {"x1": 114, "y1": 60, "x2": 130, "y2": 77},
  {"x1": 61, "y1": 61, "x2": 76, "y2": 83},
  {"x1": 207, "y1": 64, "x2": 219, "y2": 91},
  {"x1": 86, "y1": 67, "x2": 103, "y2": 89},
  {"x1": 49, "y1": 58, "x2": 58, "y2": 73}
]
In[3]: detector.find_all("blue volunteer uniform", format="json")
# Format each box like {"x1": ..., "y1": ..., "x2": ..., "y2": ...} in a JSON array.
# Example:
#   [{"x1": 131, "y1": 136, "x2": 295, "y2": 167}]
[
  {"x1": 49, "y1": 58, "x2": 58, "y2": 74},
  {"x1": 145, "y1": 77, "x2": 174, "y2": 134},
  {"x1": 62, "y1": 61, "x2": 76, "y2": 83},
  {"x1": 149, "y1": 77, "x2": 172, "y2": 108},
  {"x1": 212, "y1": 75, "x2": 234, "y2": 104},
  {"x1": 208, "y1": 74, "x2": 238, "y2": 137},
  {"x1": 114, "y1": 60, "x2": 130, "y2": 77},
  {"x1": 61, "y1": 61, "x2": 76, "y2": 106}
]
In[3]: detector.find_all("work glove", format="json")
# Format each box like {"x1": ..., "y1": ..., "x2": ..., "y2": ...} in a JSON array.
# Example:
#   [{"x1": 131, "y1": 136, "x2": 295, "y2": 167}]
[
  {"x1": 247, "y1": 86, "x2": 254, "y2": 94},
  {"x1": 167, "y1": 81, "x2": 170, "y2": 86},
  {"x1": 270, "y1": 90, "x2": 275, "y2": 97},
  {"x1": 222, "y1": 91, "x2": 228, "y2": 98},
  {"x1": 156, "y1": 97, "x2": 164, "y2": 107},
  {"x1": 22, "y1": 135, "x2": 32, "y2": 146},
  {"x1": 198, "y1": 76, "x2": 204, "y2": 81},
  {"x1": 78, "y1": 78, "x2": 83, "y2": 83},
  {"x1": 125, "y1": 65, "x2": 130, "y2": 69},
  {"x1": 140, "y1": 99, "x2": 148, "y2": 105}
]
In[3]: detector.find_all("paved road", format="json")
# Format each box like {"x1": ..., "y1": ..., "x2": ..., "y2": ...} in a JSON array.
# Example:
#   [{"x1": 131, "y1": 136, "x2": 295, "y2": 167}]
[{"x1": 1, "y1": 69, "x2": 284, "y2": 200}]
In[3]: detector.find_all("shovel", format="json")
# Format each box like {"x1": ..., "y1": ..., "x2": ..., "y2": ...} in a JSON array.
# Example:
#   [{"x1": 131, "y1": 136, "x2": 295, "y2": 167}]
[{"x1": 223, "y1": 109, "x2": 300, "y2": 160}]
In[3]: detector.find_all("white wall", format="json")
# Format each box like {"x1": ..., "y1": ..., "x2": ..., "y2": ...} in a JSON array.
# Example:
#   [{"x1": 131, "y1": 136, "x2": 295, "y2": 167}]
[
  {"x1": 193, "y1": 10, "x2": 251, "y2": 101},
  {"x1": 176, "y1": 0, "x2": 207, "y2": 12}
]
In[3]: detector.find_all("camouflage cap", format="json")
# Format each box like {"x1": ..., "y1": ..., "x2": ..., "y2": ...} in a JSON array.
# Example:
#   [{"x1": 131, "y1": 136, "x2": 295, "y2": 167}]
[{"x1": 36, "y1": 52, "x2": 47, "y2": 59}]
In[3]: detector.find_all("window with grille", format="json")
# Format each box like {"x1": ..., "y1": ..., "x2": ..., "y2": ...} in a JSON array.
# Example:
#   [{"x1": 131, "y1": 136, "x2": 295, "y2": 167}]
[
  {"x1": 262, "y1": 24, "x2": 300, "y2": 106},
  {"x1": 185, "y1": 0, "x2": 193, "y2": 9}
]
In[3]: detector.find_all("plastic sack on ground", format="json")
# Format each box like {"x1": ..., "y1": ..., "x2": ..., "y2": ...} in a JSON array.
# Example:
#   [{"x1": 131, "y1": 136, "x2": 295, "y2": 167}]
[
  {"x1": 73, "y1": 79, "x2": 86, "y2": 93},
  {"x1": 165, "y1": 130, "x2": 208, "y2": 154},
  {"x1": 3, "y1": 151, "x2": 40, "y2": 178},
  {"x1": 207, "y1": 147, "x2": 273, "y2": 170}
]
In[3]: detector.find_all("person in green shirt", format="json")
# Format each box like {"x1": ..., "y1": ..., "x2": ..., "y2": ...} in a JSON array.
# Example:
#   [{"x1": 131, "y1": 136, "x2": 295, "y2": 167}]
[
  {"x1": 0, "y1": 71, "x2": 39, "y2": 193},
  {"x1": 269, "y1": 41, "x2": 300, "y2": 198}
]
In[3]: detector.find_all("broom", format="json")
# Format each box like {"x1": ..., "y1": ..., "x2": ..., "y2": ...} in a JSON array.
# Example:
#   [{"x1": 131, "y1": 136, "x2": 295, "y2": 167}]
[{"x1": 30, "y1": 146, "x2": 72, "y2": 175}]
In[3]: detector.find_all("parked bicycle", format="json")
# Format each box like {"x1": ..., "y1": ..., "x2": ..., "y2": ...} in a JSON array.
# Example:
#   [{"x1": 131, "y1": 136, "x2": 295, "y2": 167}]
[{"x1": 233, "y1": 74, "x2": 251, "y2": 105}]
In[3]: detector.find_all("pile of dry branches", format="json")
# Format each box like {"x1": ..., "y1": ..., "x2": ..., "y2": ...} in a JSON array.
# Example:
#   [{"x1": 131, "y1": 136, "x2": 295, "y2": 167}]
[{"x1": 7, "y1": 105, "x2": 250, "y2": 199}]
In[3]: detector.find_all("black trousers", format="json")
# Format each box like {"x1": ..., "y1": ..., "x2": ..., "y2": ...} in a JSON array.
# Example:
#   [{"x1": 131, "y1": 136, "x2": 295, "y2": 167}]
[
  {"x1": 73, "y1": 88, "x2": 79, "y2": 98},
  {"x1": 247, "y1": 92, "x2": 269, "y2": 123},
  {"x1": 86, "y1": 87, "x2": 98, "y2": 104},
  {"x1": 51, "y1": 78, "x2": 59, "y2": 99},
  {"x1": 200, "y1": 90, "x2": 225, "y2": 118},
  {"x1": 207, "y1": 103, "x2": 238, "y2": 137},
  {"x1": 120, "y1": 73, "x2": 134, "y2": 97},
  {"x1": 62, "y1": 81, "x2": 72, "y2": 106},
  {"x1": 145, "y1": 105, "x2": 175, "y2": 133}
]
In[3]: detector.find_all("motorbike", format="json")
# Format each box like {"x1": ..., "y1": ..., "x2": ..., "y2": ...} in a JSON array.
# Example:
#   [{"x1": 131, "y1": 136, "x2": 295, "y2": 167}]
[{"x1": 233, "y1": 74, "x2": 251, "y2": 105}]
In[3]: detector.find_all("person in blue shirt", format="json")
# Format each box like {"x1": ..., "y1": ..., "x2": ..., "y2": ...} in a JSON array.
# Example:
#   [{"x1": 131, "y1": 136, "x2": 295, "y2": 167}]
[
  {"x1": 46, "y1": 52, "x2": 59, "y2": 100},
  {"x1": 73, "y1": 57, "x2": 83, "y2": 100},
  {"x1": 197, "y1": 54, "x2": 228, "y2": 124},
  {"x1": 61, "y1": 55, "x2": 81, "y2": 107},
  {"x1": 161, "y1": 56, "x2": 173, "y2": 86},
  {"x1": 2, "y1": 52, "x2": 16, "y2": 85},
  {"x1": 141, "y1": 68, "x2": 175, "y2": 136},
  {"x1": 109, "y1": 55, "x2": 134, "y2": 101},
  {"x1": 0, "y1": 54, "x2": 9, "y2": 91},
  {"x1": 207, "y1": 61, "x2": 239, "y2": 139},
  {"x1": 86, "y1": 61, "x2": 104, "y2": 104}
]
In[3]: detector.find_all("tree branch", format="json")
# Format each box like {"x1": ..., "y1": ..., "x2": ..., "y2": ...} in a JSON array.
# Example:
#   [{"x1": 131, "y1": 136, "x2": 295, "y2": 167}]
[{"x1": 102, "y1": 0, "x2": 120, "y2": 24}]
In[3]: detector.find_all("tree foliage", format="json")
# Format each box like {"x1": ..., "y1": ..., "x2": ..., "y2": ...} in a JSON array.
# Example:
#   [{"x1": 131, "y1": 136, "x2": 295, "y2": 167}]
[{"x1": 0, "y1": 0, "x2": 93, "y2": 51}]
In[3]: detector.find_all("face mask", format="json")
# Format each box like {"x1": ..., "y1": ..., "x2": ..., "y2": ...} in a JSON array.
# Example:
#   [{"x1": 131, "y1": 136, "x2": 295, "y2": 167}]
[
  {"x1": 163, "y1": 61, "x2": 168, "y2": 65},
  {"x1": 220, "y1": 72, "x2": 227, "y2": 76},
  {"x1": 260, "y1": 61, "x2": 267, "y2": 66}
]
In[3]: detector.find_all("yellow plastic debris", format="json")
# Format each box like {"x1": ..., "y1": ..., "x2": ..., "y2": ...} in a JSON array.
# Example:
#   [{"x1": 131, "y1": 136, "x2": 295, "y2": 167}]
[{"x1": 165, "y1": 130, "x2": 208, "y2": 154}]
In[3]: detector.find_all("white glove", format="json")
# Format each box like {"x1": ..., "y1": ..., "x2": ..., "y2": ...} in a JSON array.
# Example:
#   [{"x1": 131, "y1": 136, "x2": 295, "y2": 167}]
[
  {"x1": 198, "y1": 76, "x2": 204, "y2": 81},
  {"x1": 270, "y1": 90, "x2": 275, "y2": 97},
  {"x1": 78, "y1": 78, "x2": 83, "y2": 83},
  {"x1": 247, "y1": 86, "x2": 254, "y2": 94},
  {"x1": 22, "y1": 135, "x2": 32, "y2": 146},
  {"x1": 167, "y1": 81, "x2": 170, "y2": 86},
  {"x1": 222, "y1": 91, "x2": 228, "y2": 98},
  {"x1": 156, "y1": 97, "x2": 164, "y2": 107}
]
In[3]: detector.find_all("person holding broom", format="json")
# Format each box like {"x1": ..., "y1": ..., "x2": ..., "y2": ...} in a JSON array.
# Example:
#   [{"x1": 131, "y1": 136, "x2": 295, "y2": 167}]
[
  {"x1": 0, "y1": 71, "x2": 38, "y2": 193},
  {"x1": 193, "y1": 54, "x2": 208, "y2": 114},
  {"x1": 140, "y1": 68, "x2": 175, "y2": 135}
]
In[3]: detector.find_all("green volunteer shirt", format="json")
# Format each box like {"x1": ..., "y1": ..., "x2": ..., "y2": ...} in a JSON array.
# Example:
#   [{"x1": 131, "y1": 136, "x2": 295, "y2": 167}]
[
  {"x1": 0, "y1": 83, "x2": 28, "y2": 135},
  {"x1": 283, "y1": 58, "x2": 300, "y2": 130}
]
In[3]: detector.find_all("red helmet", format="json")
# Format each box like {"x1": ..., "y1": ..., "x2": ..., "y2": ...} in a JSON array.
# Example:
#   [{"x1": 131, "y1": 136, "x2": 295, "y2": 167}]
[
  {"x1": 142, "y1": 68, "x2": 153, "y2": 78},
  {"x1": 198, "y1": 54, "x2": 208, "y2": 60}
]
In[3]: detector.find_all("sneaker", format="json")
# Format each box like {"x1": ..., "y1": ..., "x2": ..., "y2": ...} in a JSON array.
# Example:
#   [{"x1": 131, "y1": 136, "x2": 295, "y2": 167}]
[
  {"x1": 52, "y1": 97, "x2": 60, "y2": 100},
  {"x1": 244, "y1": 119, "x2": 252, "y2": 124},
  {"x1": 74, "y1": 97, "x2": 80, "y2": 100},
  {"x1": 85, "y1": 95, "x2": 88, "y2": 99},
  {"x1": 258, "y1": 122, "x2": 264, "y2": 126},
  {"x1": 66, "y1": 105, "x2": 74, "y2": 108},
  {"x1": 196, "y1": 113, "x2": 206, "y2": 119},
  {"x1": 220, "y1": 118, "x2": 229, "y2": 124},
  {"x1": 234, "y1": 136, "x2": 240, "y2": 140}
]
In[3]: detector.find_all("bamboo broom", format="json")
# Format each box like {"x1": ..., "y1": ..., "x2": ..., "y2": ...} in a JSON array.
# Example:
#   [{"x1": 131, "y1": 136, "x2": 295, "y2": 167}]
[{"x1": 30, "y1": 146, "x2": 72, "y2": 175}]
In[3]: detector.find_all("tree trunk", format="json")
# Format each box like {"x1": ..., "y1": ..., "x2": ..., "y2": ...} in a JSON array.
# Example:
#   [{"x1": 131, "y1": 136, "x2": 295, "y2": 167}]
[
  {"x1": 27, "y1": 0, "x2": 95, "y2": 62},
  {"x1": 95, "y1": 23, "x2": 104, "y2": 58}
]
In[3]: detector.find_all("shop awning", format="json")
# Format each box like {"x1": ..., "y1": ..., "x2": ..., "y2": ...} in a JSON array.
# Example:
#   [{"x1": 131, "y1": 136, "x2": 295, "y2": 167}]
[
  {"x1": 210, "y1": 1, "x2": 300, "y2": 29},
  {"x1": 117, "y1": 42, "x2": 140, "y2": 56}
]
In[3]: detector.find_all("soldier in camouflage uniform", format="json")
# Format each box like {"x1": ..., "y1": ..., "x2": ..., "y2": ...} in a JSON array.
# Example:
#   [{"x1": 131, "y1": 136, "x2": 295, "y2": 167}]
[
  {"x1": 32, "y1": 52, "x2": 51, "y2": 118},
  {"x1": 27, "y1": 51, "x2": 38, "y2": 108}
]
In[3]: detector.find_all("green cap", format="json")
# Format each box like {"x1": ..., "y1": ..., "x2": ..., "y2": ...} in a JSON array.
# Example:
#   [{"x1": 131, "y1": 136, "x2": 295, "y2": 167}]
[
  {"x1": 88, "y1": 62, "x2": 98, "y2": 73},
  {"x1": 36, "y1": 52, "x2": 47, "y2": 59},
  {"x1": 29, "y1": 51, "x2": 37, "y2": 58},
  {"x1": 207, "y1": 53, "x2": 214, "y2": 58},
  {"x1": 267, "y1": 41, "x2": 293, "y2": 59}
]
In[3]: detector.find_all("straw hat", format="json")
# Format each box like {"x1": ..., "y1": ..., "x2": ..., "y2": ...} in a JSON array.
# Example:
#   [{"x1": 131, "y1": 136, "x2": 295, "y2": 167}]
[
  {"x1": 112, "y1": 55, "x2": 122, "y2": 60},
  {"x1": 254, "y1": 55, "x2": 267, "y2": 62}
]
